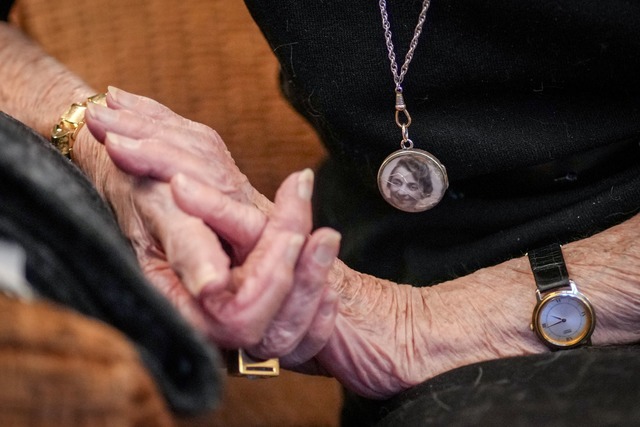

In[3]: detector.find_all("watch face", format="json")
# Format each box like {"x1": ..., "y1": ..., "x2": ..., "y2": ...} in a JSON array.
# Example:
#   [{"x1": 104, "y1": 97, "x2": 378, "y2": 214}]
[{"x1": 533, "y1": 291, "x2": 595, "y2": 348}]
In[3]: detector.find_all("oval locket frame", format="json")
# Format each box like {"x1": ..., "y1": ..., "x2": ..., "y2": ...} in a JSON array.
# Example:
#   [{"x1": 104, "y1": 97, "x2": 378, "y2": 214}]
[{"x1": 377, "y1": 148, "x2": 448, "y2": 212}]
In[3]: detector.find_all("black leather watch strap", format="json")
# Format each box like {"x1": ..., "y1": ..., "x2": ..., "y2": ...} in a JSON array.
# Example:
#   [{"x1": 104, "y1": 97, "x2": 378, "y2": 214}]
[{"x1": 528, "y1": 243, "x2": 570, "y2": 293}]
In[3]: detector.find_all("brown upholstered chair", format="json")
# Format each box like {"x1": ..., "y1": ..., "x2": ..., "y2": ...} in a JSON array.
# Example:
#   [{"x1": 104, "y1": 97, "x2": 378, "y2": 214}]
[
  {"x1": 0, "y1": 295, "x2": 175, "y2": 427},
  {"x1": 5, "y1": 0, "x2": 342, "y2": 425}
]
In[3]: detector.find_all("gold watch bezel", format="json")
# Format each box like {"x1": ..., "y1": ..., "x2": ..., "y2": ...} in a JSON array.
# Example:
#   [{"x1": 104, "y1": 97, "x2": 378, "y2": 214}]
[{"x1": 530, "y1": 281, "x2": 596, "y2": 349}]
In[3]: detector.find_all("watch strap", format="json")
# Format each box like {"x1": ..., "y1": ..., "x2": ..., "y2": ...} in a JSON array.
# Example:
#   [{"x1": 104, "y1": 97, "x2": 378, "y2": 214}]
[{"x1": 528, "y1": 243, "x2": 570, "y2": 293}]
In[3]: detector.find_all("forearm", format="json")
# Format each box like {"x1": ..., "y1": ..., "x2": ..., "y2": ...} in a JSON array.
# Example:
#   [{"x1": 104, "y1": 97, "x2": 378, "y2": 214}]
[
  {"x1": 315, "y1": 263, "x2": 535, "y2": 398},
  {"x1": 563, "y1": 213, "x2": 640, "y2": 345},
  {"x1": 320, "y1": 213, "x2": 640, "y2": 399},
  {"x1": 0, "y1": 22, "x2": 114, "y2": 193},
  {"x1": 0, "y1": 22, "x2": 94, "y2": 136},
  {"x1": 464, "y1": 215, "x2": 640, "y2": 351}
]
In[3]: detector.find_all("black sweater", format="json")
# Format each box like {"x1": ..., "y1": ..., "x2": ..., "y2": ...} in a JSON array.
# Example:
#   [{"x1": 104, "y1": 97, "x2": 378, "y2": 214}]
[{"x1": 244, "y1": 0, "x2": 640, "y2": 284}]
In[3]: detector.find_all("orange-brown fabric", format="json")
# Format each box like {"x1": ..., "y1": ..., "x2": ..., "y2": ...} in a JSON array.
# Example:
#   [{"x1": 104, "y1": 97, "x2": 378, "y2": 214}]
[{"x1": 0, "y1": 295, "x2": 174, "y2": 427}]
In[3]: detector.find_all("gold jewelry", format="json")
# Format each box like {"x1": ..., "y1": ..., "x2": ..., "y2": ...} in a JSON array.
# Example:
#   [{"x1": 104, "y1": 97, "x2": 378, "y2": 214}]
[
  {"x1": 51, "y1": 93, "x2": 107, "y2": 160},
  {"x1": 227, "y1": 349, "x2": 280, "y2": 378}
]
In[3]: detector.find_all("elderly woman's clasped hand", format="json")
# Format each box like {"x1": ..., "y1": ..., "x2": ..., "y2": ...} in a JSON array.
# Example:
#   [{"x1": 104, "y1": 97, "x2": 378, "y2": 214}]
[{"x1": 84, "y1": 87, "x2": 341, "y2": 367}]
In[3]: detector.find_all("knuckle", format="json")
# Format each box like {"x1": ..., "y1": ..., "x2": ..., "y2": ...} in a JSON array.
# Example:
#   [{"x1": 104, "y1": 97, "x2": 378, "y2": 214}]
[
  {"x1": 198, "y1": 126, "x2": 222, "y2": 145},
  {"x1": 214, "y1": 193, "x2": 236, "y2": 218},
  {"x1": 261, "y1": 328, "x2": 298, "y2": 356}
]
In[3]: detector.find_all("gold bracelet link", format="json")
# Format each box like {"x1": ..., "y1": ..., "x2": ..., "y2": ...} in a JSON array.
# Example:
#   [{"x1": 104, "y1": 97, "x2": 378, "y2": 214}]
[{"x1": 51, "y1": 93, "x2": 107, "y2": 160}]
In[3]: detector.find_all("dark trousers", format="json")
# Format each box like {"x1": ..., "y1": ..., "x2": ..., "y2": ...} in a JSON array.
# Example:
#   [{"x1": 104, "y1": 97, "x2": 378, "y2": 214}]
[{"x1": 342, "y1": 345, "x2": 640, "y2": 426}]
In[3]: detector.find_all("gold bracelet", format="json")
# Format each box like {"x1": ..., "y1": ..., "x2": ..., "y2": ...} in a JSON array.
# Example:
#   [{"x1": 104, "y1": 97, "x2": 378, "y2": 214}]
[{"x1": 51, "y1": 93, "x2": 107, "y2": 160}]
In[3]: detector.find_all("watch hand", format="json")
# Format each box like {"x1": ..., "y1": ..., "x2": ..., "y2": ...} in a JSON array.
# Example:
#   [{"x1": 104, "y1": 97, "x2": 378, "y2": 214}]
[{"x1": 547, "y1": 318, "x2": 567, "y2": 327}]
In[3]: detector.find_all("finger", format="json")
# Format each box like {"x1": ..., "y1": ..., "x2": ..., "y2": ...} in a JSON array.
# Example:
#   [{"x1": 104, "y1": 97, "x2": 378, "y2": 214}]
[
  {"x1": 133, "y1": 179, "x2": 232, "y2": 295},
  {"x1": 140, "y1": 257, "x2": 214, "y2": 336},
  {"x1": 198, "y1": 170, "x2": 314, "y2": 346},
  {"x1": 171, "y1": 173, "x2": 266, "y2": 258},
  {"x1": 262, "y1": 168, "x2": 315, "y2": 236},
  {"x1": 248, "y1": 227, "x2": 341, "y2": 358},
  {"x1": 86, "y1": 102, "x2": 202, "y2": 142},
  {"x1": 103, "y1": 132, "x2": 207, "y2": 181},
  {"x1": 280, "y1": 288, "x2": 339, "y2": 368},
  {"x1": 161, "y1": 216, "x2": 231, "y2": 296},
  {"x1": 90, "y1": 124, "x2": 249, "y2": 203},
  {"x1": 103, "y1": 130, "x2": 250, "y2": 199},
  {"x1": 219, "y1": 169, "x2": 314, "y2": 328},
  {"x1": 201, "y1": 231, "x2": 306, "y2": 347},
  {"x1": 107, "y1": 86, "x2": 183, "y2": 120},
  {"x1": 84, "y1": 102, "x2": 136, "y2": 142},
  {"x1": 107, "y1": 86, "x2": 211, "y2": 135}
]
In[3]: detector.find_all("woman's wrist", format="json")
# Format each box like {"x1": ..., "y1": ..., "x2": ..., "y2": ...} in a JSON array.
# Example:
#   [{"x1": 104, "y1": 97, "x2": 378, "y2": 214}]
[
  {"x1": 322, "y1": 256, "x2": 547, "y2": 398},
  {"x1": 72, "y1": 127, "x2": 114, "y2": 197},
  {"x1": 563, "y1": 215, "x2": 640, "y2": 346},
  {"x1": 413, "y1": 216, "x2": 640, "y2": 386},
  {"x1": 0, "y1": 23, "x2": 109, "y2": 192},
  {"x1": 422, "y1": 259, "x2": 546, "y2": 368},
  {"x1": 0, "y1": 23, "x2": 95, "y2": 137}
]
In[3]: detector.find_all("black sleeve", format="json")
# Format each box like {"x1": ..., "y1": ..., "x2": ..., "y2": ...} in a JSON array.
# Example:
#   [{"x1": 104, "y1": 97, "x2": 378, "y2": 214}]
[{"x1": 1, "y1": 0, "x2": 15, "y2": 21}]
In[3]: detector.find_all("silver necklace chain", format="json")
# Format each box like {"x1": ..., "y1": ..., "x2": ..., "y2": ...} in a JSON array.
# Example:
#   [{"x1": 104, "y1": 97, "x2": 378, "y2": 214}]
[
  {"x1": 379, "y1": 0, "x2": 432, "y2": 93},
  {"x1": 377, "y1": 1, "x2": 449, "y2": 212}
]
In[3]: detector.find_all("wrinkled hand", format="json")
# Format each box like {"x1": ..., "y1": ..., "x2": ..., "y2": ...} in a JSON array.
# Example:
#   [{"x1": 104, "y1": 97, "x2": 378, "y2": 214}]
[
  {"x1": 83, "y1": 87, "x2": 341, "y2": 365},
  {"x1": 85, "y1": 87, "x2": 273, "y2": 262},
  {"x1": 171, "y1": 171, "x2": 341, "y2": 365},
  {"x1": 87, "y1": 88, "x2": 255, "y2": 203}
]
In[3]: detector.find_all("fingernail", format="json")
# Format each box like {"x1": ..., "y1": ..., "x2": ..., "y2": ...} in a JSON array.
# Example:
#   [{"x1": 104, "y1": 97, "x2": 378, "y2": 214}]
[
  {"x1": 106, "y1": 132, "x2": 141, "y2": 149},
  {"x1": 194, "y1": 265, "x2": 222, "y2": 296},
  {"x1": 107, "y1": 86, "x2": 137, "y2": 108},
  {"x1": 107, "y1": 85, "x2": 121, "y2": 99},
  {"x1": 87, "y1": 102, "x2": 117, "y2": 123},
  {"x1": 297, "y1": 168, "x2": 314, "y2": 201},
  {"x1": 313, "y1": 232, "x2": 341, "y2": 266},
  {"x1": 286, "y1": 234, "x2": 306, "y2": 264}
]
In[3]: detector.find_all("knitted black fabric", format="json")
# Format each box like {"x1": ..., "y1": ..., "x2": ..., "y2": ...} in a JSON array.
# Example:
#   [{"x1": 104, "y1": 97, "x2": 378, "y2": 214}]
[{"x1": 244, "y1": 0, "x2": 640, "y2": 285}]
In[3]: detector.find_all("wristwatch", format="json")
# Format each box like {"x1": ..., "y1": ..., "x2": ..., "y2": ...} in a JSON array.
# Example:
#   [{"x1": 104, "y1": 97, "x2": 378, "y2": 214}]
[{"x1": 528, "y1": 243, "x2": 596, "y2": 349}]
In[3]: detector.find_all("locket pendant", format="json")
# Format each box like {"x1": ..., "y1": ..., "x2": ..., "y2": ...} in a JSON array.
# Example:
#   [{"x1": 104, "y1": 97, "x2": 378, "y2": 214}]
[
  {"x1": 378, "y1": 146, "x2": 448, "y2": 213},
  {"x1": 376, "y1": 0, "x2": 442, "y2": 212}
]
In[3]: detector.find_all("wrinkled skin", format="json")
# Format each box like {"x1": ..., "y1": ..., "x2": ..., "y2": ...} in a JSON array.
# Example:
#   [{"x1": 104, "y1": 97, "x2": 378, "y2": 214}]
[
  {"x1": 79, "y1": 88, "x2": 342, "y2": 364},
  {"x1": 86, "y1": 87, "x2": 640, "y2": 399}
]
